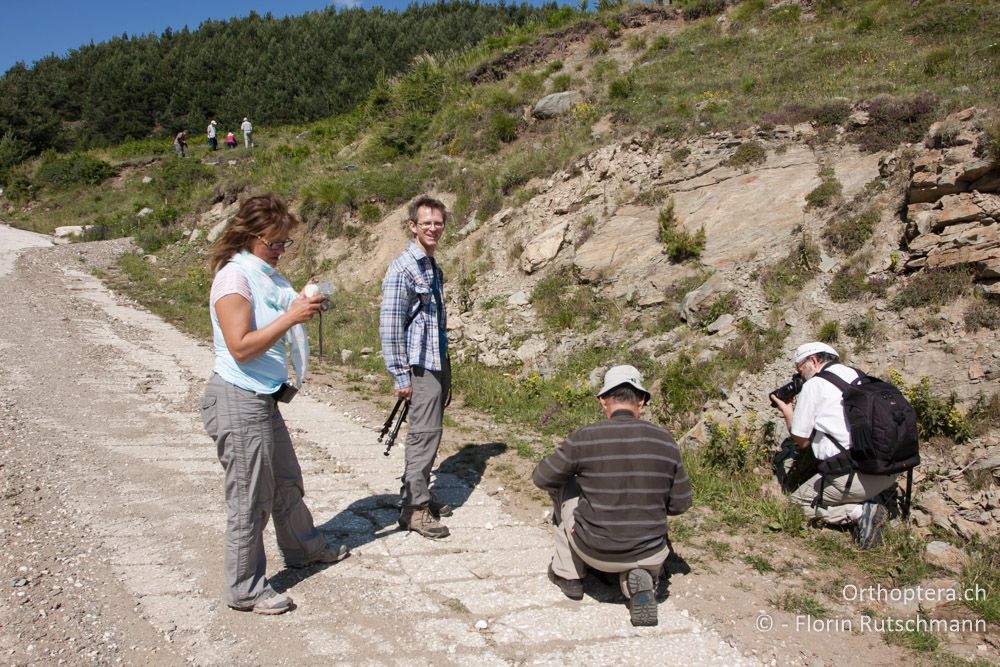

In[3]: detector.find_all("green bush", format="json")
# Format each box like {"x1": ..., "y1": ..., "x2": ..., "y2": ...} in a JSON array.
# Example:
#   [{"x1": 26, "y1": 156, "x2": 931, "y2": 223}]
[
  {"x1": 699, "y1": 291, "x2": 736, "y2": 330},
  {"x1": 608, "y1": 75, "x2": 634, "y2": 100},
  {"x1": 152, "y1": 158, "x2": 214, "y2": 198},
  {"x1": 890, "y1": 266, "x2": 971, "y2": 310},
  {"x1": 647, "y1": 34, "x2": 671, "y2": 54},
  {"x1": 824, "y1": 208, "x2": 878, "y2": 255},
  {"x1": 588, "y1": 36, "x2": 610, "y2": 56},
  {"x1": 33, "y1": 152, "x2": 116, "y2": 189},
  {"x1": 489, "y1": 113, "x2": 519, "y2": 144},
  {"x1": 531, "y1": 269, "x2": 609, "y2": 331},
  {"x1": 964, "y1": 298, "x2": 1000, "y2": 332},
  {"x1": 704, "y1": 416, "x2": 775, "y2": 474},
  {"x1": 844, "y1": 314, "x2": 881, "y2": 352},
  {"x1": 726, "y1": 141, "x2": 767, "y2": 169},
  {"x1": 853, "y1": 93, "x2": 938, "y2": 153},
  {"x1": 767, "y1": 4, "x2": 801, "y2": 25},
  {"x1": 827, "y1": 263, "x2": 888, "y2": 302},
  {"x1": 760, "y1": 234, "x2": 820, "y2": 302},
  {"x1": 805, "y1": 168, "x2": 842, "y2": 209},
  {"x1": 816, "y1": 320, "x2": 839, "y2": 343},
  {"x1": 108, "y1": 138, "x2": 171, "y2": 160},
  {"x1": 658, "y1": 199, "x2": 706, "y2": 262},
  {"x1": 0, "y1": 131, "x2": 29, "y2": 186},
  {"x1": 626, "y1": 35, "x2": 647, "y2": 52},
  {"x1": 679, "y1": 0, "x2": 727, "y2": 20},
  {"x1": 550, "y1": 73, "x2": 573, "y2": 92}
]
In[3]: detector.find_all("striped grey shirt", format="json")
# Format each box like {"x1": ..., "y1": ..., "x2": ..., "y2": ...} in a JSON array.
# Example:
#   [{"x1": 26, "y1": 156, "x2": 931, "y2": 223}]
[{"x1": 533, "y1": 411, "x2": 692, "y2": 562}]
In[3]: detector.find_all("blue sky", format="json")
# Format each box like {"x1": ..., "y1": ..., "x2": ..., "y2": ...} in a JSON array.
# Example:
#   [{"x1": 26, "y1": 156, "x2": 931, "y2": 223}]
[{"x1": 0, "y1": 0, "x2": 439, "y2": 74}]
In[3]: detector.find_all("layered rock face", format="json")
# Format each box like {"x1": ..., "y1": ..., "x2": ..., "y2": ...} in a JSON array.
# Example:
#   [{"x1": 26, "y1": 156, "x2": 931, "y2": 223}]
[{"x1": 904, "y1": 107, "x2": 1000, "y2": 294}]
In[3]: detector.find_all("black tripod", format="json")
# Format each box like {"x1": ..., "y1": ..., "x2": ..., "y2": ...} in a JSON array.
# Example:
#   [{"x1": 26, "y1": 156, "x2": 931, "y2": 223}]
[{"x1": 378, "y1": 397, "x2": 409, "y2": 456}]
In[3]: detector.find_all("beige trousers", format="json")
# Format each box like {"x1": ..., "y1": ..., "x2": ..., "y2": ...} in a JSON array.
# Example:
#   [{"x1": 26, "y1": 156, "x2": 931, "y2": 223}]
[{"x1": 550, "y1": 479, "x2": 669, "y2": 598}]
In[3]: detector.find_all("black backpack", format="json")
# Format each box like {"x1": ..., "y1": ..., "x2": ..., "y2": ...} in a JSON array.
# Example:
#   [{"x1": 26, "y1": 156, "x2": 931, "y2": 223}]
[{"x1": 814, "y1": 367, "x2": 920, "y2": 516}]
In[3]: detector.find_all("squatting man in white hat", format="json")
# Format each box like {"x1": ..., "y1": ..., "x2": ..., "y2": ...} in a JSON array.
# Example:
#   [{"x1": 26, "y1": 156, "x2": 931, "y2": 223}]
[
  {"x1": 770, "y1": 342, "x2": 900, "y2": 549},
  {"x1": 532, "y1": 365, "x2": 692, "y2": 627}
]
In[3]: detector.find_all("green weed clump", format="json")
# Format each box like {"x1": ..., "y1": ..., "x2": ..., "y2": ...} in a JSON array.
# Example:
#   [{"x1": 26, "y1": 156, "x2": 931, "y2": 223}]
[
  {"x1": 531, "y1": 269, "x2": 610, "y2": 331},
  {"x1": 725, "y1": 141, "x2": 767, "y2": 169},
  {"x1": 844, "y1": 313, "x2": 882, "y2": 352},
  {"x1": 964, "y1": 297, "x2": 1000, "y2": 332},
  {"x1": 815, "y1": 320, "x2": 839, "y2": 343},
  {"x1": 33, "y1": 152, "x2": 116, "y2": 189},
  {"x1": 759, "y1": 234, "x2": 820, "y2": 303},
  {"x1": 890, "y1": 266, "x2": 972, "y2": 311},
  {"x1": 608, "y1": 75, "x2": 634, "y2": 100},
  {"x1": 550, "y1": 73, "x2": 573, "y2": 92},
  {"x1": 150, "y1": 158, "x2": 214, "y2": 199},
  {"x1": 827, "y1": 261, "x2": 889, "y2": 303},
  {"x1": 703, "y1": 416, "x2": 774, "y2": 474},
  {"x1": 658, "y1": 199, "x2": 706, "y2": 262},
  {"x1": 824, "y1": 208, "x2": 878, "y2": 255},
  {"x1": 588, "y1": 36, "x2": 609, "y2": 56},
  {"x1": 678, "y1": 0, "x2": 727, "y2": 20},
  {"x1": 805, "y1": 167, "x2": 842, "y2": 209}
]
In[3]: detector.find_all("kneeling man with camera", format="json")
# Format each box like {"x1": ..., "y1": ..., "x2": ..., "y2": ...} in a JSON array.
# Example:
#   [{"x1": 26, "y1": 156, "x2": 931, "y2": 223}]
[
  {"x1": 532, "y1": 366, "x2": 692, "y2": 626},
  {"x1": 770, "y1": 342, "x2": 902, "y2": 549}
]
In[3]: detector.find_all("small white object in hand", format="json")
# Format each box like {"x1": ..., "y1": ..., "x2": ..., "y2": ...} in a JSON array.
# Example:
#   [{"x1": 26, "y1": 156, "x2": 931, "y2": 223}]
[{"x1": 303, "y1": 284, "x2": 320, "y2": 298}]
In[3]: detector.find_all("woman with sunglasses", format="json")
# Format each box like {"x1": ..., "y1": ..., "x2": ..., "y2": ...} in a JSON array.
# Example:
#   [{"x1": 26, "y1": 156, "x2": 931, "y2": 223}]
[{"x1": 201, "y1": 194, "x2": 348, "y2": 616}]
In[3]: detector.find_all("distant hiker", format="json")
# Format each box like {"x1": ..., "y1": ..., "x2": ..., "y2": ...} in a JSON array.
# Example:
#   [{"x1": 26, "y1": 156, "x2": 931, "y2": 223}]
[
  {"x1": 225, "y1": 131, "x2": 237, "y2": 149},
  {"x1": 207, "y1": 120, "x2": 218, "y2": 151},
  {"x1": 379, "y1": 196, "x2": 453, "y2": 540},
  {"x1": 174, "y1": 130, "x2": 188, "y2": 158},
  {"x1": 201, "y1": 194, "x2": 349, "y2": 616},
  {"x1": 532, "y1": 365, "x2": 692, "y2": 627},
  {"x1": 770, "y1": 342, "x2": 904, "y2": 549},
  {"x1": 241, "y1": 117, "x2": 254, "y2": 148}
]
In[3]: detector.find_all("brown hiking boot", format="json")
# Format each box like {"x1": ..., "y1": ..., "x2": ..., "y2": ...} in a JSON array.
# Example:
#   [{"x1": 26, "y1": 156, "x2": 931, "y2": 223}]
[{"x1": 400, "y1": 505, "x2": 450, "y2": 539}]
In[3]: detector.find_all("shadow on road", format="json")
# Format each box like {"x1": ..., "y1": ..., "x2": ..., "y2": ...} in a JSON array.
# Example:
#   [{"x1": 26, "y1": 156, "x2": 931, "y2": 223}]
[{"x1": 310, "y1": 441, "x2": 508, "y2": 553}]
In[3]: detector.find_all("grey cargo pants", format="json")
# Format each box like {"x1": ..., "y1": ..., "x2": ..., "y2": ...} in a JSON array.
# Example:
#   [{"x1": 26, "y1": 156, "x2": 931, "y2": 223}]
[
  {"x1": 201, "y1": 374, "x2": 328, "y2": 607},
  {"x1": 400, "y1": 361, "x2": 450, "y2": 508}
]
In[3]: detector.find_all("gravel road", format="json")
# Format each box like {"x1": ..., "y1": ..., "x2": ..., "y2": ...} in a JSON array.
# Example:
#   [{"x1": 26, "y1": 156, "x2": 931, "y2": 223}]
[{"x1": 0, "y1": 225, "x2": 757, "y2": 666}]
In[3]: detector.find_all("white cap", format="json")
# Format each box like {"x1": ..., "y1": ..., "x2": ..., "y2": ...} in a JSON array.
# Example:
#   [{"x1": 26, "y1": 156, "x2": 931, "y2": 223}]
[
  {"x1": 211, "y1": 120, "x2": 217, "y2": 125},
  {"x1": 243, "y1": 117, "x2": 248, "y2": 121},
  {"x1": 598, "y1": 365, "x2": 650, "y2": 402},
  {"x1": 793, "y1": 342, "x2": 838, "y2": 365}
]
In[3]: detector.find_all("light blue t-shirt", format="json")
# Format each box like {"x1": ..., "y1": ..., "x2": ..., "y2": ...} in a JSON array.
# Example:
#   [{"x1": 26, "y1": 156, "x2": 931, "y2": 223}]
[{"x1": 210, "y1": 259, "x2": 288, "y2": 394}]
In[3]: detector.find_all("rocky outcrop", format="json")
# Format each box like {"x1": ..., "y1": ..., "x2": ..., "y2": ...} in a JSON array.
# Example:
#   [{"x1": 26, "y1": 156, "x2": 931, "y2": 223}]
[
  {"x1": 532, "y1": 91, "x2": 583, "y2": 119},
  {"x1": 904, "y1": 108, "x2": 1000, "y2": 283}
]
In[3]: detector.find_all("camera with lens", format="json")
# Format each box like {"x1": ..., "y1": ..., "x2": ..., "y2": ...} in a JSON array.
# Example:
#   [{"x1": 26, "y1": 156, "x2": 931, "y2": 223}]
[
  {"x1": 303, "y1": 281, "x2": 335, "y2": 311},
  {"x1": 769, "y1": 373, "x2": 804, "y2": 405}
]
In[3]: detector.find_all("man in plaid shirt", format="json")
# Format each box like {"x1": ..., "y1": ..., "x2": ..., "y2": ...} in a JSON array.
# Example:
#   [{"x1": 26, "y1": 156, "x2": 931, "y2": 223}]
[{"x1": 379, "y1": 196, "x2": 453, "y2": 539}]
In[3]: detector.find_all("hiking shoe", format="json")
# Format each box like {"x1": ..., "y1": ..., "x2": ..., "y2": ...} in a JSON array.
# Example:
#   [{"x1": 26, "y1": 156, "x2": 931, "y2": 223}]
[
  {"x1": 229, "y1": 589, "x2": 293, "y2": 615},
  {"x1": 400, "y1": 506, "x2": 450, "y2": 539},
  {"x1": 547, "y1": 563, "x2": 583, "y2": 600},
  {"x1": 626, "y1": 568, "x2": 657, "y2": 627},
  {"x1": 429, "y1": 500, "x2": 454, "y2": 519},
  {"x1": 288, "y1": 543, "x2": 350, "y2": 569},
  {"x1": 853, "y1": 501, "x2": 889, "y2": 550}
]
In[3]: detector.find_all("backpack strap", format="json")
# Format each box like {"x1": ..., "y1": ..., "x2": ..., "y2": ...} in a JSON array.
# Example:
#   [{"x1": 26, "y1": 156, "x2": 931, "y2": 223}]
[{"x1": 813, "y1": 368, "x2": 856, "y2": 494}]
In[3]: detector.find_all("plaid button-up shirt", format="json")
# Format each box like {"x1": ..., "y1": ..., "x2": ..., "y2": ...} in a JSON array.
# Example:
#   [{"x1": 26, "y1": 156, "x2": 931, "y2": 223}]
[{"x1": 379, "y1": 241, "x2": 448, "y2": 390}]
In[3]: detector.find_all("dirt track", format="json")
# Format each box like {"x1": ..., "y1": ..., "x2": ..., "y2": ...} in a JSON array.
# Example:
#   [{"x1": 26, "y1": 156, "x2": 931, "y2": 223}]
[{"x1": 0, "y1": 227, "x2": 758, "y2": 665}]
